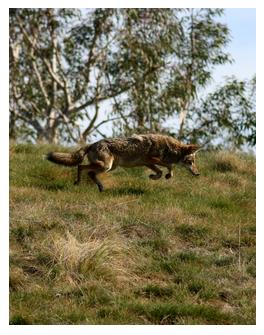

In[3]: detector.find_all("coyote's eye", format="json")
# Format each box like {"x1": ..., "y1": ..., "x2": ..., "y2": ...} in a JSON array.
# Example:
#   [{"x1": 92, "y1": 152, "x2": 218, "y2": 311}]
[
  {"x1": 184, "y1": 158, "x2": 193, "y2": 165},
  {"x1": 183, "y1": 154, "x2": 195, "y2": 165}
]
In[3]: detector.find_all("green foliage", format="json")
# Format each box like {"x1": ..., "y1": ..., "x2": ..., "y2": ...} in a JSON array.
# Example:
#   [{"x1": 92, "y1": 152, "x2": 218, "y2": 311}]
[
  {"x1": 186, "y1": 76, "x2": 256, "y2": 149},
  {"x1": 10, "y1": 8, "x2": 255, "y2": 150},
  {"x1": 112, "y1": 9, "x2": 233, "y2": 137}
]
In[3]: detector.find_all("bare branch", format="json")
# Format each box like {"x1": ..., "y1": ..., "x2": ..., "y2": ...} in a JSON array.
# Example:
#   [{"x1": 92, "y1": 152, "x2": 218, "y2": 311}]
[
  {"x1": 57, "y1": 111, "x2": 79, "y2": 143},
  {"x1": 31, "y1": 55, "x2": 51, "y2": 107},
  {"x1": 12, "y1": 19, "x2": 50, "y2": 109},
  {"x1": 31, "y1": 101, "x2": 42, "y2": 115},
  {"x1": 42, "y1": 58, "x2": 65, "y2": 90},
  {"x1": 106, "y1": 72, "x2": 132, "y2": 130},
  {"x1": 16, "y1": 13, "x2": 66, "y2": 91},
  {"x1": 81, "y1": 106, "x2": 99, "y2": 140},
  {"x1": 92, "y1": 116, "x2": 121, "y2": 133},
  {"x1": 80, "y1": 71, "x2": 102, "y2": 140},
  {"x1": 55, "y1": 48, "x2": 73, "y2": 110},
  {"x1": 69, "y1": 63, "x2": 162, "y2": 115},
  {"x1": 69, "y1": 83, "x2": 132, "y2": 115},
  {"x1": 73, "y1": 14, "x2": 107, "y2": 102},
  {"x1": 94, "y1": 128, "x2": 107, "y2": 138}
]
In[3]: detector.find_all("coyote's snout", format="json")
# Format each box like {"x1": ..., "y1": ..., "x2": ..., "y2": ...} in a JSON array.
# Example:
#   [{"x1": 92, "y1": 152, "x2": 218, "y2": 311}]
[
  {"x1": 181, "y1": 153, "x2": 200, "y2": 176},
  {"x1": 46, "y1": 134, "x2": 201, "y2": 192}
]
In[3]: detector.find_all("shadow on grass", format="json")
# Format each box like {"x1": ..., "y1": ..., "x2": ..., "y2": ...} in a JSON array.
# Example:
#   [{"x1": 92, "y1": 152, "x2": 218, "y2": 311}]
[
  {"x1": 33, "y1": 181, "x2": 69, "y2": 191},
  {"x1": 10, "y1": 315, "x2": 30, "y2": 325},
  {"x1": 132, "y1": 302, "x2": 233, "y2": 324},
  {"x1": 108, "y1": 186, "x2": 146, "y2": 197}
]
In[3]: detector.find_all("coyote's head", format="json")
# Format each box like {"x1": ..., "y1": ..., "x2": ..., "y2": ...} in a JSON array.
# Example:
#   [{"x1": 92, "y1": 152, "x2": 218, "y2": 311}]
[{"x1": 180, "y1": 144, "x2": 201, "y2": 176}]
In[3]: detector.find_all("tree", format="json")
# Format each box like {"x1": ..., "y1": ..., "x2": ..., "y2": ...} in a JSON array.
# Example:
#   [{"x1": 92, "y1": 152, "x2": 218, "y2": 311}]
[
  {"x1": 10, "y1": 8, "x2": 255, "y2": 150},
  {"x1": 9, "y1": 9, "x2": 128, "y2": 143},
  {"x1": 108, "y1": 9, "x2": 182, "y2": 135},
  {"x1": 110, "y1": 9, "x2": 232, "y2": 138},
  {"x1": 10, "y1": 9, "x2": 75, "y2": 143},
  {"x1": 164, "y1": 8, "x2": 232, "y2": 139},
  {"x1": 184, "y1": 76, "x2": 256, "y2": 149}
]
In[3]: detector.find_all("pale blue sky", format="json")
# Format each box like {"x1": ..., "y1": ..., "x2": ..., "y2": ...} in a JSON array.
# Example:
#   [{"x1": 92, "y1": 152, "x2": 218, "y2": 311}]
[{"x1": 211, "y1": 8, "x2": 256, "y2": 89}]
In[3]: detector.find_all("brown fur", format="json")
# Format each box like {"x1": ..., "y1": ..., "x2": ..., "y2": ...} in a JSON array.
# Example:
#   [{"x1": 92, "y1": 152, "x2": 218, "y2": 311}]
[
  {"x1": 46, "y1": 134, "x2": 201, "y2": 192},
  {"x1": 46, "y1": 147, "x2": 88, "y2": 166}
]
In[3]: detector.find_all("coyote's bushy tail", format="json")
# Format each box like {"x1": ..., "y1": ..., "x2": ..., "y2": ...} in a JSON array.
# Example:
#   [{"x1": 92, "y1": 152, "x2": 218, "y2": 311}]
[{"x1": 46, "y1": 147, "x2": 89, "y2": 166}]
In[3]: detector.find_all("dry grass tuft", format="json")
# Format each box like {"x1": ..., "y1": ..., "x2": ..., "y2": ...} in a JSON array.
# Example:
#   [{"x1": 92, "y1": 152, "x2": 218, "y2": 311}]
[
  {"x1": 43, "y1": 230, "x2": 136, "y2": 284},
  {"x1": 212, "y1": 152, "x2": 245, "y2": 173},
  {"x1": 9, "y1": 266, "x2": 28, "y2": 291}
]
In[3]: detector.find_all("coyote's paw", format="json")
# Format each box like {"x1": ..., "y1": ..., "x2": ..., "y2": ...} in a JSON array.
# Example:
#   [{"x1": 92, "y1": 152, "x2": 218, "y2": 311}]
[
  {"x1": 98, "y1": 184, "x2": 104, "y2": 192},
  {"x1": 149, "y1": 173, "x2": 162, "y2": 180}
]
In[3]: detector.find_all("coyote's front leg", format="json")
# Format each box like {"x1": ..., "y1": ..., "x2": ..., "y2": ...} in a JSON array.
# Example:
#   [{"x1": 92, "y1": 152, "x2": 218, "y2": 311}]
[
  {"x1": 147, "y1": 157, "x2": 173, "y2": 179},
  {"x1": 164, "y1": 165, "x2": 173, "y2": 179},
  {"x1": 145, "y1": 164, "x2": 163, "y2": 180}
]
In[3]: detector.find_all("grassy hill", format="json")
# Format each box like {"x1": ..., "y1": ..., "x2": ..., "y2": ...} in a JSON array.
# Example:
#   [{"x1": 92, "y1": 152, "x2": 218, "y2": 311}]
[{"x1": 9, "y1": 143, "x2": 256, "y2": 325}]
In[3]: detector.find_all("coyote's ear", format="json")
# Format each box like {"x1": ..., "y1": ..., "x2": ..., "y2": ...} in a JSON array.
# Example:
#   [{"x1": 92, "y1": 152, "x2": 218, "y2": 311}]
[
  {"x1": 195, "y1": 147, "x2": 203, "y2": 154},
  {"x1": 186, "y1": 144, "x2": 201, "y2": 155}
]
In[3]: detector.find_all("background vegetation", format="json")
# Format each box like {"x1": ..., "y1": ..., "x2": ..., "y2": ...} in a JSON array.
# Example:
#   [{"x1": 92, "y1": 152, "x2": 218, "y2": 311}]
[
  {"x1": 9, "y1": 8, "x2": 255, "y2": 149},
  {"x1": 10, "y1": 144, "x2": 255, "y2": 324}
]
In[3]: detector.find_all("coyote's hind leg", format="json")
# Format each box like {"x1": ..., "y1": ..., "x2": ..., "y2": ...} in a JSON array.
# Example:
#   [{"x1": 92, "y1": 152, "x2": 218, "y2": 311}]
[
  {"x1": 74, "y1": 164, "x2": 89, "y2": 185},
  {"x1": 74, "y1": 160, "x2": 112, "y2": 192}
]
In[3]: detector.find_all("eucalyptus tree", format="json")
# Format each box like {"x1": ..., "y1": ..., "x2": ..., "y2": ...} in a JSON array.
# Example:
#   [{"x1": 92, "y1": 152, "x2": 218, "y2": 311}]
[
  {"x1": 110, "y1": 9, "x2": 232, "y2": 138},
  {"x1": 10, "y1": 8, "x2": 254, "y2": 149},
  {"x1": 9, "y1": 8, "x2": 122, "y2": 143},
  {"x1": 164, "y1": 8, "x2": 232, "y2": 139},
  {"x1": 184, "y1": 76, "x2": 256, "y2": 149},
  {"x1": 108, "y1": 9, "x2": 182, "y2": 135}
]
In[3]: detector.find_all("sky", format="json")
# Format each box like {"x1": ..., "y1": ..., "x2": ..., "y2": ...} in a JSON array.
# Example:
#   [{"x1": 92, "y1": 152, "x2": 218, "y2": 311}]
[{"x1": 211, "y1": 8, "x2": 256, "y2": 88}]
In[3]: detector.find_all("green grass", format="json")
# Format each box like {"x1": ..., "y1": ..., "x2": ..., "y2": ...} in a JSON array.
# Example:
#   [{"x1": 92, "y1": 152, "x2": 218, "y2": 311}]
[{"x1": 9, "y1": 144, "x2": 256, "y2": 324}]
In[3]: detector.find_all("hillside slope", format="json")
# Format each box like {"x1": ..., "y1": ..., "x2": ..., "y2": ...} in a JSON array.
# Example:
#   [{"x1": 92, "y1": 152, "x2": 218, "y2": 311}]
[{"x1": 9, "y1": 144, "x2": 256, "y2": 325}]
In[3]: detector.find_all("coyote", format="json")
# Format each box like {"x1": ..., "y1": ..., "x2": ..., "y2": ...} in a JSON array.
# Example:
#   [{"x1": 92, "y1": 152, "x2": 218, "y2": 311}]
[{"x1": 46, "y1": 134, "x2": 201, "y2": 192}]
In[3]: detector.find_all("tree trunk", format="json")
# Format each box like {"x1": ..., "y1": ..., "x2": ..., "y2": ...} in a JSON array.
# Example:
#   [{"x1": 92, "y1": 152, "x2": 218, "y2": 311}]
[
  {"x1": 47, "y1": 113, "x2": 59, "y2": 144},
  {"x1": 178, "y1": 101, "x2": 189, "y2": 140},
  {"x1": 47, "y1": 8, "x2": 59, "y2": 144},
  {"x1": 9, "y1": 110, "x2": 17, "y2": 141}
]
